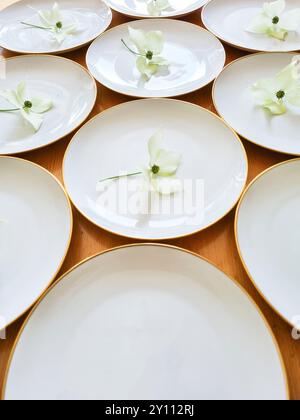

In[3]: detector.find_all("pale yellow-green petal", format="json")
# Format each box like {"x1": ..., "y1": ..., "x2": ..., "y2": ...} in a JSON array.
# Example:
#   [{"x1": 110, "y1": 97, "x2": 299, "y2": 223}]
[
  {"x1": 0, "y1": 90, "x2": 21, "y2": 108},
  {"x1": 136, "y1": 56, "x2": 158, "y2": 79},
  {"x1": 31, "y1": 97, "x2": 53, "y2": 114},
  {"x1": 247, "y1": 14, "x2": 270, "y2": 34},
  {"x1": 156, "y1": 149, "x2": 181, "y2": 176},
  {"x1": 145, "y1": 31, "x2": 164, "y2": 55},
  {"x1": 252, "y1": 78, "x2": 278, "y2": 105},
  {"x1": 128, "y1": 26, "x2": 147, "y2": 54},
  {"x1": 20, "y1": 109, "x2": 43, "y2": 132},
  {"x1": 148, "y1": 130, "x2": 164, "y2": 165},
  {"x1": 16, "y1": 82, "x2": 26, "y2": 103},
  {"x1": 263, "y1": 100, "x2": 286, "y2": 115},
  {"x1": 263, "y1": 0, "x2": 286, "y2": 19}
]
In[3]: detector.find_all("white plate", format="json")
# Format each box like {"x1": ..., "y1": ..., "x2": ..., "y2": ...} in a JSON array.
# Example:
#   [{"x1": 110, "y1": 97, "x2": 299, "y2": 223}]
[
  {"x1": 0, "y1": 0, "x2": 112, "y2": 54},
  {"x1": 0, "y1": 157, "x2": 72, "y2": 329},
  {"x1": 2, "y1": 244, "x2": 288, "y2": 400},
  {"x1": 202, "y1": 0, "x2": 300, "y2": 52},
  {"x1": 213, "y1": 53, "x2": 300, "y2": 155},
  {"x1": 236, "y1": 159, "x2": 300, "y2": 329},
  {"x1": 63, "y1": 99, "x2": 248, "y2": 240},
  {"x1": 104, "y1": 0, "x2": 208, "y2": 18},
  {"x1": 86, "y1": 19, "x2": 226, "y2": 98},
  {"x1": 0, "y1": 55, "x2": 97, "y2": 155}
]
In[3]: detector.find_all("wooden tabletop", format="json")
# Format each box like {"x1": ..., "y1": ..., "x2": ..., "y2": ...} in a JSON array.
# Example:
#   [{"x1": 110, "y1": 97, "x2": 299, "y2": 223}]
[{"x1": 0, "y1": 0, "x2": 299, "y2": 400}]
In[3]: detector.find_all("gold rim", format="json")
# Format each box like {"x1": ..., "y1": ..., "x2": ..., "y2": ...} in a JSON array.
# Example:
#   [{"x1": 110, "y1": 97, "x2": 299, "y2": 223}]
[
  {"x1": 86, "y1": 18, "x2": 227, "y2": 99},
  {"x1": 202, "y1": 0, "x2": 300, "y2": 54},
  {"x1": 0, "y1": 156, "x2": 73, "y2": 330},
  {"x1": 62, "y1": 98, "x2": 249, "y2": 241},
  {"x1": 212, "y1": 51, "x2": 300, "y2": 156},
  {"x1": 0, "y1": 54, "x2": 98, "y2": 156},
  {"x1": 0, "y1": 0, "x2": 112, "y2": 55},
  {"x1": 0, "y1": 242, "x2": 290, "y2": 400},
  {"x1": 104, "y1": 0, "x2": 208, "y2": 19},
  {"x1": 235, "y1": 157, "x2": 300, "y2": 331}
]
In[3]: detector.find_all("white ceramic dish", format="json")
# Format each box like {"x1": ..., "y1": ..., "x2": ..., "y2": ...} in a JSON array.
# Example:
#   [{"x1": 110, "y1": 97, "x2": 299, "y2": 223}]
[
  {"x1": 86, "y1": 19, "x2": 226, "y2": 98},
  {"x1": 213, "y1": 53, "x2": 300, "y2": 155},
  {"x1": 104, "y1": 0, "x2": 208, "y2": 18},
  {"x1": 0, "y1": 55, "x2": 97, "y2": 155},
  {"x1": 2, "y1": 244, "x2": 288, "y2": 400},
  {"x1": 0, "y1": 0, "x2": 112, "y2": 54},
  {"x1": 0, "y1": 157, "x2": 72, "y2": 329},
  {"x1": 202, "y1": 0, "x2": 300, "y2": 52},
  {"x1": 236, "y1": 159, "x2": 300, "y2": 329},
  {"x1": 63, "y1": 99, "x2": 248, "y2": 240}
]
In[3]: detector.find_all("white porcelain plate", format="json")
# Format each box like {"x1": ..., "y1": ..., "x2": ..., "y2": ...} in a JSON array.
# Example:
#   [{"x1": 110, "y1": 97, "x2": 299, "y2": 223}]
[
  {"x1": 0, "y1": 157, "x2": 72, "y2": 329},
  {"x1": 3, "y1": 244, "x2": 288, "y2": 400},
  {"x1": 236, "y1": 159, "x2": 300, "y2": 328},
  {"x1": 104, "y1": 0, "x2": 208, "y2": 18},
  {"x1": 202, "y1": 0, "x2": 300, "y2": 52},
  {"x1": 213, "y1": 53, "x2": 300, "y2": 155},
  {"x1": 63, "y1": 99, "x2": 248, "y2": 240},
  {"x1": 86, "y1": 19, "x2": 226, "y2": 98},
  {"x1": 0, "y1": 0, "x2": 112, "y2": 54},
  {"x1": 0, "y1": 55, "x2": 96, "y2": 155}
]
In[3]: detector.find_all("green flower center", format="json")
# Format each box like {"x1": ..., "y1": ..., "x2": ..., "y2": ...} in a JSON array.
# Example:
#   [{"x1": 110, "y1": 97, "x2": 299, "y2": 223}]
[
  {"x1": 151, "y1": 165, "x2": 160, "y2": 174},
  {"x1": 276, "y1": 90, "x2": 285, "y2": 100},
  {"x1": 56, "y1": 21, "x2": 63, "y2": 29},
  {"x1": 24, "y1": 100, "x2": 33, "y2": 109},
  {"x1": 272, "y1": 16, "x2": 280, "y2": 24},
  {"x1": 146, "y1": 51, "x2": 154, "y2": 60}
]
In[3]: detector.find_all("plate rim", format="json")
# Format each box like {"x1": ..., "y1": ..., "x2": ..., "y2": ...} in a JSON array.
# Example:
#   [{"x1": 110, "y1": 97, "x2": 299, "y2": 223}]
[
  {"x1": 0, "y1": 242, "x2": 290, "y2": 400},
  {"x1": 104, "y1": 0, "x2": 208, "y2": 19},
  {"x1": 235, "y1": 157, "x2": 300, "y2": 331},
  {"x1": 86, "y1": 18, "x2": 226, "y2": 98},
  {"x1": 0, "y1": 54, "x2": 98, "y2": 156},
  {"x1": 0, "y1": 0, "x2": 113, "y2": 55},
  {"x1": 62, "y1": 98, "x2": 249, "y2": 240},
  {"x1": 0, "y1": 155, "x2": 73, "y2": 330},
  {"x1": 212, "y1": 51, "x2": 300, "y2": 156},
  {"x1": 202, "y1": 0, "x2": 300, "y2": 53}
]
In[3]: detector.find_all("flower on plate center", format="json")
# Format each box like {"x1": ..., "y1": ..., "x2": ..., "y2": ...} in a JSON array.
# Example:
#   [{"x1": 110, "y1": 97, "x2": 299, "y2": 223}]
[{"x1": 276, "y1": 90, "x2": 285, "y2": 99}]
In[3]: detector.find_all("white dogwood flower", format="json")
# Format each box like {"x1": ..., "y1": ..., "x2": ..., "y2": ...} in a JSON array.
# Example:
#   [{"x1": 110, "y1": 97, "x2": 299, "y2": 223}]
[
  {"x1": 252, "y1": 55, "x2": 300, "y2": 115},
  {"x1": 138, "y1": 0, "x2": 170, "y2": 16},
  {"x1": 0, "y1": 82, "x2": 53, "y2": 131},
  {"x1": 248, "y1": 0, "x2": 300, "y2": 41},
  {"x1": 122, "y1": 26, "x2": 169, "y2": 80}
]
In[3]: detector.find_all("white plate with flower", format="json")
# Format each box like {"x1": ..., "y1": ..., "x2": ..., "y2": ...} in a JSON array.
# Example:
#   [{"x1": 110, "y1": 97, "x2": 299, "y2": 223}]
[
  {"x1": 0, "y1": 157, "x2": 72, "y2": 330},
  {"x1": 0, "y1": 55, "x2": 97, "y2": 155},
  {"x1": 202, "y1": 0, "x2": 300, "y2": 52},
  {"x1": 0, "y1": 0, "x2": 112, "y2": 54},
  {"x1": 63, "y1": 99, "x2": 248, "y2": 240},
  {"x1": 236, "y1": 158, "x2": 300, "y2": 330},
  {"x1": 213, "y1": 53, "x2": 300, "y2": 155},
  {"x1": 2, "y1": 244, "x2": 288, "y2": 400},
  {"x1": 104, "y1": 0, "x2": 208, "y2": 18},
  {"x1": 86, "y1": 19, "x2": 226, "y2": 98}
]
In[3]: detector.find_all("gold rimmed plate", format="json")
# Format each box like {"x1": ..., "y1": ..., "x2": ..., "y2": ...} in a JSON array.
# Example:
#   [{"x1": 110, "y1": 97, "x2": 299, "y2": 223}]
[
  {"x1": 2, "y1": 244, "x2": 289, "y2": 400},
  {"x1": 0, "y1": 156, "x2": 73, "y2": 330}
]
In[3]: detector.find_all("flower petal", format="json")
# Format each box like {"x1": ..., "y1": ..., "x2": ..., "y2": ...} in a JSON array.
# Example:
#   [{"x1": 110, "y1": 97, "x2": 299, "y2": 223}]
[
  {"x1": 151, "y1": 176, "x2": 182, "y2": 195},
  {"x1": 145, "y1": 31, "x2": 164, "y2": 55},
  {"x1": 147, "y1": 0, "x2": 170, "y2": 16},
  {"x1": 16, "y1": 82, "x2": 26, "y2": 103},
  {"x1": 136, "y1": 56, "x2": 158, "y2": 79},
  {"x1": 128, "y1": 26, "x2": 147, "y2": 54},
  {"x1": 247, "y1": 14, "x2": 270, "y2": 33},
  {"x1": 20, "y1": 109, "x2": 43, "y2": 131},
  {"x1": 252, "y1": 78, "x2": 278, "y2": 105},
  {"x1": 263, "y1": 0, "x2": 286, "y2": 18},
  {"x1": 263, "y1": 100, "x2": 286, "y2": 115},
  {"x1": 287, "y1": 87, "x2": 300, "y2": 107},
  {"x1": 148, "y1": 130, "x2": 163, "y2": 165},
  {"x1": 0, "y1": 89, "x2": 21, "y2": 108},
  {"x1": 31, "y1": 97, "x2": 53, "y2": 114}
]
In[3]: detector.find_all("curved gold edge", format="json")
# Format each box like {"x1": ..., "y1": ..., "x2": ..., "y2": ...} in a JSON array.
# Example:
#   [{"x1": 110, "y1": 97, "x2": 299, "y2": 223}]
[
  {"x1": 85, "y1": 18, "x2": 227, "y2": 99},
  {"x1": 0, "y1": 156, "x2": 74, "y2": 330},
  {"x1": 235, "y1": 157, "x2": 300, "y2": 337},
  {"x1": 0, "y1": 0, "x2": 113, "y2": 55},
  {"x1": 201, "y1": 1, "x2": 300, "y2": 54},
  {"x1": 62, "y1": 97, "x2": 249, "y2": 241},
  {"x1": 103, "y1": 1, "x2": 208, "y2": 20},
  {"x1": 0, "y1": 242, "x2": 290, "y2": 400},
  {"x1": 212, "y1": 51, "x2": 300, "y2": 157},
  {"x1": 0, "y1": 54, "x2": 98, "y2": 156}
]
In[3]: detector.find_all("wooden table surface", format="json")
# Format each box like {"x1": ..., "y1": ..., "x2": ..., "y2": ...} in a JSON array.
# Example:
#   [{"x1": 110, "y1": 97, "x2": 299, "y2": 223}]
[{"x1": 0, "y1": 0, "x2": 299, "y2": 400}]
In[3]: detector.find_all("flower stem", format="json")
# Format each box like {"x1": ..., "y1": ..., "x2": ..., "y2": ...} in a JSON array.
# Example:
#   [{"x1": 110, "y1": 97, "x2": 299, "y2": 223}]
[
  {"x1": 0, "y1": 108, "x2": 20, "y2": 112},
  {"x1": 121, "y1": 39, "x2": 144, "y2": 57},
  {"x1": 21, "y1": 22, "x2": 52, "y2": 31},
  {"x1": 98, "y1": 172, "x2": 142, "y2": 183}
]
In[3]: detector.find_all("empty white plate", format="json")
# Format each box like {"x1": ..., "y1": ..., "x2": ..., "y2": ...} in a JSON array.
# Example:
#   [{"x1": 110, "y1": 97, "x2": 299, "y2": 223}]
[
  {"x1": 202, "y1": 0, "x2": 300, "y2": 52},
  {"x1": 213, "y1": 53, "x2": 300, "y2": 155},
  {"x1": 0, "y1": 55, "x2": 97, "y2": 155},
  {"x1": 86, "y1": 19, "x2": 226, "y2": 98},
  {"x1": 236, "y1": 159, "x2": 300, "y2": 329},
  {"x1": 63, "y1": 99, "x2": 248, "y2": 240},
  {"x1": 0, "y1": 157, "x2": 72, "y2": 329},
  {"x1": 104, "y1": 0, "x2": 208, "y2": 18},
  {"x1": 2, "y1": 244, "x2": 288, "y2": 400},
  {"x1": 0, "y1": 0, "x2": 112, "y2": 54}
]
